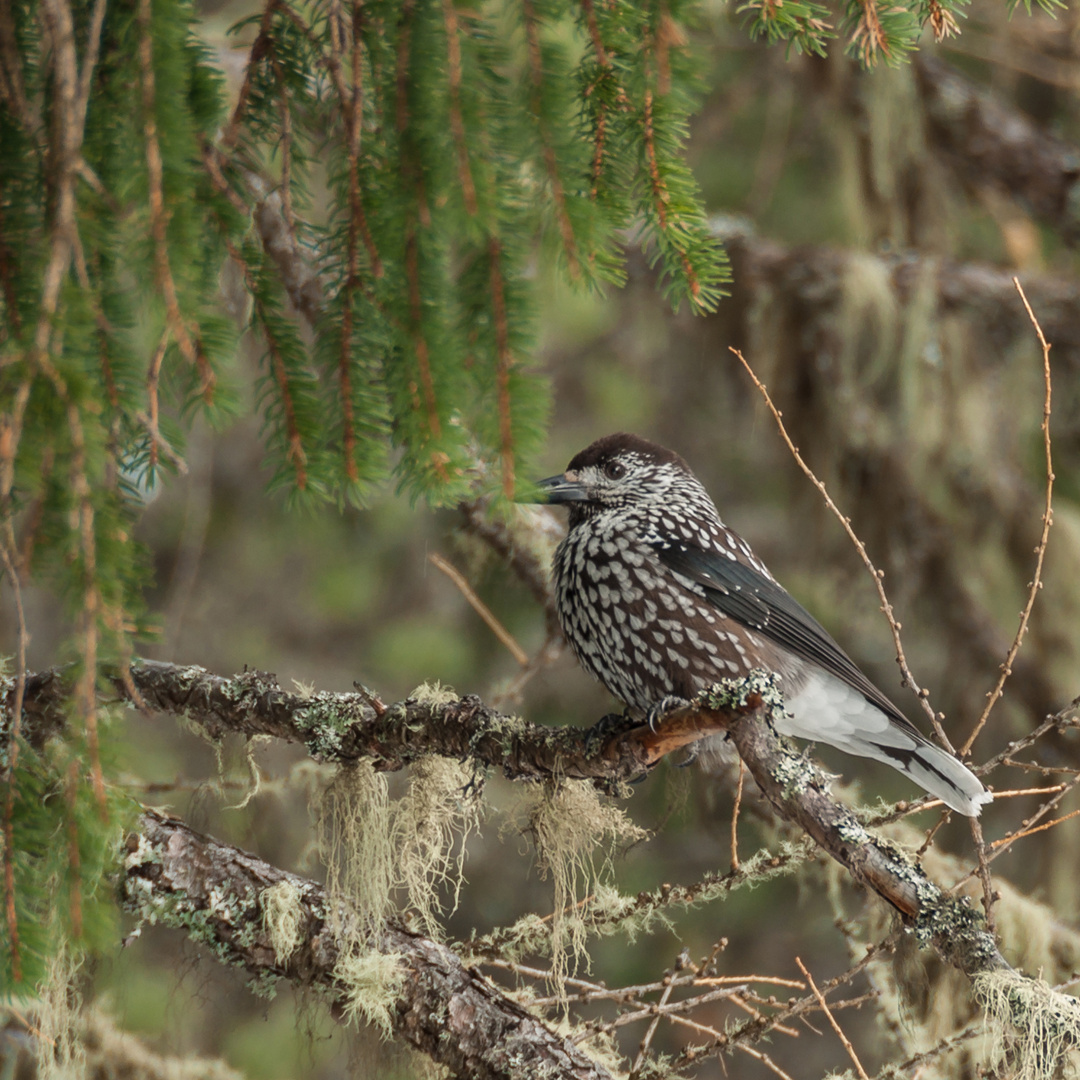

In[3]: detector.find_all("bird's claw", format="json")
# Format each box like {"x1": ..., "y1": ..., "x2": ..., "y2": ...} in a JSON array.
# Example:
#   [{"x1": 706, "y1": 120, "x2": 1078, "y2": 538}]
[
  {"x1": 585, "y1": 710, "x2": 637, "y2": 753},
  {"x1": 645, "y1": 695, "x2": 690, "y2": 732}
]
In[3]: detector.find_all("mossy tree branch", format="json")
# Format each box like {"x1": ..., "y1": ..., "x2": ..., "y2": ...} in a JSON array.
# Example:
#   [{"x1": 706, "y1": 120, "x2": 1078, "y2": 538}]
[
  {"x1": 10, "y1": 661, "x2": 1079, "y2": 1012},
  {"x1": 123, "y1": 808, "x2": 618, "y2": 1080}
]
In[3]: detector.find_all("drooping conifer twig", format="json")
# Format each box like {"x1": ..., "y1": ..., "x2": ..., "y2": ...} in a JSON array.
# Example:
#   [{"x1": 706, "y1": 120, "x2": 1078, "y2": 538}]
[
  {"x1": 580, "y1": 0, "x2": 613, "y2": 201},
  {"x1": 729, "y1": 347, "x2": 949, "y2": 746},
  {"x1": 641, "y1": 36, "x2": 701, "y2": 309},
  {"x1": 441, "y1": 0, "x2": 478, "y2": 216},
  {"x1": 144, "y1": 327, "x2": 169, "y2": 470},
  {"x1": 961, "y1": 277, "x2": 1054, "y2": 755},
  {"x1": 404, "y1": 231, "x2": 443, "y2": 448},
  {"x1": 851, "y1": 0, "x2": 889, "y2": 64},
  {"x1": 220, "y1": 3, "x2": 274, "y2": 151},
  {"x1": 488, "y1": 238, "x2": 517, "y2": 498},
  {"x1": 136, "y1": 0, "x2": 213, "y2": 401},
  {"x1": 333, "y1": 3, "x2": 363, "y2": 484},
  {"x1": 521, "y1": 0, "x2": 581, "y2": 280},
  {"x1": 222, "y1": 237, "x2": 308, "y2": 488}
]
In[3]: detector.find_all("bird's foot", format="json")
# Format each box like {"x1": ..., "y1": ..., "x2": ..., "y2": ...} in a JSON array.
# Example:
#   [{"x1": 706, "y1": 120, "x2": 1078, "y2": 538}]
[
  {"x1": 585, "y1": 710, "x2": 638, "y2": 753},
  {"x1": 672, "y1": 747, "x2": 698, "y2": 768},
  {"x1": 646, "y1": 695, "x2": 691, "y2": 732}
]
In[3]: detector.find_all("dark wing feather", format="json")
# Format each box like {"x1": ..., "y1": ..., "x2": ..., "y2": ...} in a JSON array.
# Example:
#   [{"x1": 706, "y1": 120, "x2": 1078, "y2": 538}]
[{"x1": 653, "y1": 543, "x2": 917, "y2": 733}]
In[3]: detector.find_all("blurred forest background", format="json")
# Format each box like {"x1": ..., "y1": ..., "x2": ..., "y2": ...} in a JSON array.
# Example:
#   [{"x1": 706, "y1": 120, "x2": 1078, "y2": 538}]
[{"x1": 5, "y1": 0, "x2": 1080, "y2": 1076}]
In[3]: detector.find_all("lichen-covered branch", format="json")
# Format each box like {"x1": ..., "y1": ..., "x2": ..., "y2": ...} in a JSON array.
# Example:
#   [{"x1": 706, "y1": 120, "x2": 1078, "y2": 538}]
[
  {"x1": 12, "y1": 661, "x2": 1080, "y2": 1066},
  {"x1": 4, "y1": 660, "x2": 679, "y2": 784},
  {"x1": 915, "y1": 54, "x2": 1080, "y2": 246},
  {"x1": 123, "y1": 809, "x2": 617, "y2": 1080}
]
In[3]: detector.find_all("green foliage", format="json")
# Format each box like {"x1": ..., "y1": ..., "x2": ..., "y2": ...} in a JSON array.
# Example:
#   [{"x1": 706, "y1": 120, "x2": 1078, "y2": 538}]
[{"x1": 0, "y1": 720, "x2": 130, "y2": 995}]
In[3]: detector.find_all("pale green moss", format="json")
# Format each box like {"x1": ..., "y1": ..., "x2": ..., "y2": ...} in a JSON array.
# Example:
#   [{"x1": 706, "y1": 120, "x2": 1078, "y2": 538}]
[
  {"x1": 261, "y1": 880, "x2": 304, "y2": 965},
  {"x1": 316, "y1": 761, "x2": 394, "y2": 940},
  {"x1": 34, "y1": 943, "x2": 86, "y2": 1080},
  {"x1": 393, "y1": 757, "x2": 482, "y2": 937},
  {"x1": 975, "y1": 968, "x2": 1080, "y2": 1080},
  {"x1": 407, "y1": 682, "x2": 460, "y2": 709},
  {"x1": 334, "y1": 951, "x2": 406, "y2": 1038},
  {"x1": 523, "y1": 779, "x2": 648, "y2": 990}
]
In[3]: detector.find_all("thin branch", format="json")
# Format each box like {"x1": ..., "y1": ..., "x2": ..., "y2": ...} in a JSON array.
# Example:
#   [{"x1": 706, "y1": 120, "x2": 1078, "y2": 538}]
[
  {"x1": 428, "y1": 551, "x2": 529, "y2": 666},
  {"x1": 14, "y1": 659, "x2": 1079, "y2": 1057},
  {"x1": 961, "y1": 277, "x2": 1053, "y2": 754},
  {"x1": 989, "y1": 804, "x2": 1080, "y2": 848},
  {"x1": 794, "y1": 957, "x2": 869, "y2": 1080},
  {"x1": 628, "y1": 971, "x2": 676, "y2": 1078},
  {"x1": 735, "y1": 1043, "x2": 798, "y2": 1080},
  {"x1": 731, "y1": 759, "x2": 744, "y2": 872},
  {"x1": 459, "y1": 499, "x2": 562, "y2": 638},
  {"x1": 729, "y1": 347, "x2": 949, "y2": 746}
]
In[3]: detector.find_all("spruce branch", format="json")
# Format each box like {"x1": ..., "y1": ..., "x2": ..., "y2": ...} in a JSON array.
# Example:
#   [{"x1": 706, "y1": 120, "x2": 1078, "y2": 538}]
[
  {"x1": 441, "y1": 0, "x2": 479, "y2": 217},
  {"x1": 136, "y1": 0, "x2": 214, "y2": 401},
  {"x1": 522, "y1": 0, "x2": 582, "y2": 281}
]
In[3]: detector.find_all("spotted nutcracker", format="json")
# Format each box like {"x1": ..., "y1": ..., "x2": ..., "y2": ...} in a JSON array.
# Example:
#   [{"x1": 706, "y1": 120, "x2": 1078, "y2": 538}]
[{"x1": 537, "y1": 432, "x2": 990, "y2": 817}]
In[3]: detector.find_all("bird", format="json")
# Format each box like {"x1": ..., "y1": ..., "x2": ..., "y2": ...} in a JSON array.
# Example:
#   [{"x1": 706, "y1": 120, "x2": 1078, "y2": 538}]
[{"x1": 536, "y1": 432, "x2": 990, "y2": 817}]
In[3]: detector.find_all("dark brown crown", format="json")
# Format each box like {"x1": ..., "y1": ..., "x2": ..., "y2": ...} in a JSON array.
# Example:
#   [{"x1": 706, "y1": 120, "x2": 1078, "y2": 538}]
[{"x1": 566, "y1": 433, "x2": 690, "y2": 474}]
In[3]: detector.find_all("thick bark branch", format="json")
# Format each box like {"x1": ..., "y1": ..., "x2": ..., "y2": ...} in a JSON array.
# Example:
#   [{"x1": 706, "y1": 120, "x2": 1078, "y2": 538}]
[
  {"x1": 12, "y1": 663, "x2": 1080, "y2": 1056},
  {"x1": 6, "y1": 660, "x2": 702, "y2": 784},
  {"x1": 915, "y1": 53, "x2": 1080, "y2": 245},
  {"x1": 124, "y1": 809, "x2": 615, "y2": 1080}
]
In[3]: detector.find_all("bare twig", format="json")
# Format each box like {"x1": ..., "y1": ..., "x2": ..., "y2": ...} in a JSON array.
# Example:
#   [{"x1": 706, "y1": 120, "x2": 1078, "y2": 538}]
[
  {"x1": 989, "y1": 804, "x2": 1080, "y2": 848},
  {"x1": 736, "y1": 1043, "x2": 798, "y2": 1080},
  {"x1": 730, "y1": 347, "x2": 949, "y2": 746},
  {"x1": 960, "y1": 277, "x2": 1053, "y2": 755},
  {"x1": 731, "y1": 759, "x2": 744, "y2": 872},
  {"x1": 428, "y1": 552, "x2": 529, "y2": 666},
  {"x1": 628, "y1": 972, "x2": 676, "y2": 1078},
  {"x1": 795, "y1": 957, "x2": 869, "y2": 1080}
]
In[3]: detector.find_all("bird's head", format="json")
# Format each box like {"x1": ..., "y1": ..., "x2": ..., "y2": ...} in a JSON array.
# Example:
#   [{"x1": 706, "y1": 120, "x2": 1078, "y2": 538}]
[{"x1": 535, "y1": 433, "x2": 704, "y2": 527}]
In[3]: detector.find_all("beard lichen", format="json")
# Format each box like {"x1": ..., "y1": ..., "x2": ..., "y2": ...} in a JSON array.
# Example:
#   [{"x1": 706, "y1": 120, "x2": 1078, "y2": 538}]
[
  {"x1": 33, "y1": 944, "x2": 86, "y2": 1080},
  {"x1": 334, "y1": 949, "x2": 406, "y2": 1039},
  {"x1": 261, "y1": 880, "x2": 304, "y2": 966},
  {"x1": 975, "y1": 969, "x2": 1080, "y2": 1080},
  {"x1": 522, "y1": 779, "x2": 648, "y2": 990},
  {"x1": 316, "y1": 761, "x2": 395, "y2": 939},
  {"x1": 392, "y1": 757, "x2": 482, "y2": 938}
]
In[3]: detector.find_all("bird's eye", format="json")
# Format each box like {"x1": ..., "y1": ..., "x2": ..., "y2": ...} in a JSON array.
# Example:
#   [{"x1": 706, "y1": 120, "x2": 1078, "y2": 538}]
[{"x1": 603, "y1": 460, "x2": 626, "y2": 480}]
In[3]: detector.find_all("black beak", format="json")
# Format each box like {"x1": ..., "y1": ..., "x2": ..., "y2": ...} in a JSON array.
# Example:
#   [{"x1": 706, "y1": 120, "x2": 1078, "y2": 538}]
[{"x1": 532, "y1": 472, "x2": 588, "y2": 504}]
